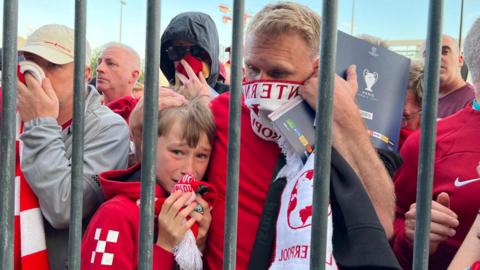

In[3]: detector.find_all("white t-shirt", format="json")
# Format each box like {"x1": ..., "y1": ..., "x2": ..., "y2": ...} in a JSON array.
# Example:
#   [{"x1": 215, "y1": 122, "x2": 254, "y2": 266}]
[{"x1": 269, "y1": 154, "x2": 337, "y2": 270}]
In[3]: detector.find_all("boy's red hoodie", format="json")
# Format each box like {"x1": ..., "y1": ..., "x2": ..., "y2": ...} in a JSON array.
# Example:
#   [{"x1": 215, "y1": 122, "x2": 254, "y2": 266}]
[{"x1": 81, "y1": 163, "x2": 174, "y2": 269}]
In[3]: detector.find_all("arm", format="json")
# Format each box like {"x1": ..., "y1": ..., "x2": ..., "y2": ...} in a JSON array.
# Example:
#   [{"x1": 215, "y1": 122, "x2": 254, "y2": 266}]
[
  {"x1": 80, "y1": 201, "x2": 175, "y2": 270},
  {"x1": 449, "y1": 211, "x2": 480, "y2": 270},
  {"x1": 20, "y1": 115, "x2": 129, "y2": 229},
  {"x1": 176, "y1": 60, "x2": 216, "y2": 104},
  {"x1": 392, "y1": 134, "x2": 459, "y2": 268},
  {"x1": 299, "y1": 65, "x2": 395, "y2": 237}
]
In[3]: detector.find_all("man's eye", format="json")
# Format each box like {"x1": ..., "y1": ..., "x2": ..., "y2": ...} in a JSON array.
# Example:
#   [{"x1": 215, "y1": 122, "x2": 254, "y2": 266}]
[
  {"x1": 268, "y1": 70, "x2": 287, "y2": 79},
  {"x1": 246, "y1": 65, "x2": 260, "y2": 75},
  {"x1": 48, "y1": 63, "x2": 62, "y2": 69}
]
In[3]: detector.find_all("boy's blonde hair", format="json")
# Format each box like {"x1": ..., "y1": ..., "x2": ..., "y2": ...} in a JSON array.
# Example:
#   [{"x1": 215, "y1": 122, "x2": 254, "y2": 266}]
[
  {"x1": 129, "y1": 97, "x2": 216, "y2": 163},
  {"x1": 247, "y1": 2, "x2": 321, "y2": 57}
]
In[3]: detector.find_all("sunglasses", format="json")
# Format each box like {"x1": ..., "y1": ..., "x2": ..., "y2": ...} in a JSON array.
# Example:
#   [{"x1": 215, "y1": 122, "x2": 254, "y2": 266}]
[{"x1": 165, "y1": 45, "x2": 210, "y2": 62}]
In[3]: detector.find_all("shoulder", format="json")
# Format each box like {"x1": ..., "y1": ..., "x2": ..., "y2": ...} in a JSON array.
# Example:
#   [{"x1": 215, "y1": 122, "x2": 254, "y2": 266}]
[
  {"x1": 211, "y1": 92, "x2": 230, "y2": 110},
  {"x1": 90, "y1": 195, "x2": 138, "y2": 227},
  {"x1": 84, "y1": 92, "x2": 129, "y2": 138}
]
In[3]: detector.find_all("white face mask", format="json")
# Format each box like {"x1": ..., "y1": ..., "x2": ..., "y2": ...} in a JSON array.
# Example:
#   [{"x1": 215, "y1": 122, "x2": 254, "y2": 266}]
[{"x1": 242, "y1": 80, "x2": 302, "y2": 141}]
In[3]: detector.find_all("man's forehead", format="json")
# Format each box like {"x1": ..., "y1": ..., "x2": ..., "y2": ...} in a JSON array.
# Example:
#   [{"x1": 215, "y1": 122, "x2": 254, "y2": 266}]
[
  {"x1": 22, "y1": 52, "x2": 52, "y2": 65},
  {"x1": 421, "y1": 36, "x2": 459, "y2": 55},
  {"x1": 100, "y1": 47, "x2": 126, "y2": 57}
]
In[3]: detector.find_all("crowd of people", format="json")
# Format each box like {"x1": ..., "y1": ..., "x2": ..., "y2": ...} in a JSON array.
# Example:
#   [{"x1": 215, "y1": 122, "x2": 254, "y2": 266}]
[{"x1": 2, "y1": 1, "x2": 480, "y2": 269}]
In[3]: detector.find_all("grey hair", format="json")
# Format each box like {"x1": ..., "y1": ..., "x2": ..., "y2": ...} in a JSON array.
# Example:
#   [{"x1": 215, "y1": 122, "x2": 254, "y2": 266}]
[
  {"x1": 100, "y1": 42, "x2": 141, "y2": 70},
  {"x1": 464, "y1": 17, "x2": 480, "y2": 85}
]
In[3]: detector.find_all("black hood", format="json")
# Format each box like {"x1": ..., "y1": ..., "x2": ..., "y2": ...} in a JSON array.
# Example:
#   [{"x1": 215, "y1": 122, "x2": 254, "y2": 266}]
[{"x1": 161, "y1": 12, "x2": 220, "y2": 88}]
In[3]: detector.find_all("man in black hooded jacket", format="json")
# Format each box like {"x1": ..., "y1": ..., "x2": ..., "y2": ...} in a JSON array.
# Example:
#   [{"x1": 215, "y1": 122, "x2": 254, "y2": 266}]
[{"x1": 160, "y1": 12, "x2": 230, "y2": 96}]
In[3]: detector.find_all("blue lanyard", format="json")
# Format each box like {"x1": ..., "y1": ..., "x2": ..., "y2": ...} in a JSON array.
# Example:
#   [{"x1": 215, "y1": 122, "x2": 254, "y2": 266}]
[{"x1": 473, "y1": 99, "x2": 480, "y2": 111}]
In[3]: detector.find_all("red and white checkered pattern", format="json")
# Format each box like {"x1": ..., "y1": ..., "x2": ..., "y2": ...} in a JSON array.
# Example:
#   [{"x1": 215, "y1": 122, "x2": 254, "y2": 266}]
[{"x1": 90, "y1": 228, "x2": 119, "y2": 266}]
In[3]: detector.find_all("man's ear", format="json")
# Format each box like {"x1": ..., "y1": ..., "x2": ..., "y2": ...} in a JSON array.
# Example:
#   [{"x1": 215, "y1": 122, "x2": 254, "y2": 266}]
[
  {"x1": 130, "y1": 70, "x2": 140, "y2": 84},
  {"x1": 312, "y1": 57, "x2": 320, "y2": 75},
  {"x1": 458, "y1": 54, "x2": 465, "y2": 67},
  {"x1": 85, "y1": 66, "x2": 92, "y2": 82}
]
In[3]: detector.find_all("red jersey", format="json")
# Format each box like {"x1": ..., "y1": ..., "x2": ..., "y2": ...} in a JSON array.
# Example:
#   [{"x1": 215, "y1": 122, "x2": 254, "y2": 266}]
[
  {"x1": 392, "y1": 106, "x2": 480, "y2": 269},
  {"x1": 205, "y1": 92, "x2": 281, "y2": 270},
  {"x1": 106, "y1": 95, "x2": 139, "y2": 124}
]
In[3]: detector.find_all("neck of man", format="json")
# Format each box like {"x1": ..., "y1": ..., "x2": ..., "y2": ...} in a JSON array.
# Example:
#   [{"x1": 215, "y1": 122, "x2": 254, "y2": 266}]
[
  {"x1": 57, "y1": 101, "x2": 73, "y2": 126},
  {"x1": 104, "y1": 88, "x2": 132, "y2": 104},
  {"x1": 439, "y1": 77, "x2": 466, "y2": 98}
]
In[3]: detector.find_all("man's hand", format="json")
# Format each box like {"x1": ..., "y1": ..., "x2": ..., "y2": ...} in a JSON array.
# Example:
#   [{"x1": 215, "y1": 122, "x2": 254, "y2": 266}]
[
  {"x1": 189, "y1": 194, "x2": 212, "y2": 252},
  {"x1": 17, "y1": 73, "x2": 59, "y2": 122},
  {"x1": 156, "y1": 191, "x2": 199, "y2": 252},
  {"x1": 299, "y1": 65, "x2": 396, "y2": 237},
  {"x1": 299, "y1": 65, "x2": 358, "y2": 117},
  {"x1": 176, "y1": 59, "x2": 211, "y2": 98},
  {"x1": 404, "y1": 192, "x2": 459, "y2": 254}
]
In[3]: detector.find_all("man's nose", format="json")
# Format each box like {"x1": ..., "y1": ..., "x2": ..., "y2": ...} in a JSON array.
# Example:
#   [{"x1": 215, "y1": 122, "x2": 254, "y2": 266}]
[{"x1": 96, "y1": 61, "x2": 104, "y2": 73}]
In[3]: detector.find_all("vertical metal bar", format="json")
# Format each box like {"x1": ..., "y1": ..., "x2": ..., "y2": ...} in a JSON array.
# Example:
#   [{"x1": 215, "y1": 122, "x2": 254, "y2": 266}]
[
  {"x1": 138, "y1": 0, "x2": 161, "y2": 269},
  {"x1": 458, "y1": 0, "x2": 464, "y2": 49},
  {"x1": 350, "y1": 0, "x2": 355, "y2": 35},
  {"x1": 310, "y1": 1, "x2": 337, "y2": 270},
  {"x1": 0, "y1": 0, "x2": 18, "y2": 268},
  {"x1": 412, "y1": 0, "x2": 443, "y2": 269},
  {"x1": 68, "y1": 0, "x2": 87, "y2": 269},
  {"x1": 223, "y1": 0, "x2": 244, "y2": 269}
]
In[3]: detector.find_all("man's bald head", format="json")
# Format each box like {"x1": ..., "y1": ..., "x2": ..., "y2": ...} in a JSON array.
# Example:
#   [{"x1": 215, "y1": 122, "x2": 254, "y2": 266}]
[
  {"x1": 96, "y1": 42, "x2": 141, "y2": 103},
  {"x1": 422, "y1": 35, "x2": 465, "y2": 95}
]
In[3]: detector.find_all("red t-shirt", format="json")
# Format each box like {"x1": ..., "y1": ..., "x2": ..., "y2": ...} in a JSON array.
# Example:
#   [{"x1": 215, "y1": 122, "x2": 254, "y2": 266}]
[
  {"x1": 204, "y1": 92, "x2": 281, "y2": 270},
  {"x1": 392, "y1": 106, "x2": 480, "y2": 269},
  {"x1": 438, "y1": 83, "x2": 475, "y2": 118}
]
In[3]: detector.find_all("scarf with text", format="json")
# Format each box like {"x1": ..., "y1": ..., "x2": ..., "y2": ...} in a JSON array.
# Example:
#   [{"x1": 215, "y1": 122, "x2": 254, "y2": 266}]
[{"x1": 242, "y1": 80, "x2": 301, "y2": 141}]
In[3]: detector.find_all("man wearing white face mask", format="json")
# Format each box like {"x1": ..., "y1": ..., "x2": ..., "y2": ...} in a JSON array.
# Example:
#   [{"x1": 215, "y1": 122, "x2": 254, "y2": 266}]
[{"x1": 204, "y1": 2, "x2": 398, "y2": 270}]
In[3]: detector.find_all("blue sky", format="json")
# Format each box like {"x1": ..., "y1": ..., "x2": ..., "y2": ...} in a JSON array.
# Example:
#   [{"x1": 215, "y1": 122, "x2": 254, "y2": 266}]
[{"x1": 1, "y1": 0, "x2": 479, "y2": 59}]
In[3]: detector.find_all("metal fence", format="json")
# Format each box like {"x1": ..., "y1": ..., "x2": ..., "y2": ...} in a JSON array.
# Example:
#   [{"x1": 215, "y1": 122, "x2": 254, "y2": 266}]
[{"x1": 0, "y1": 0, "x2": 443, "y2": 269}]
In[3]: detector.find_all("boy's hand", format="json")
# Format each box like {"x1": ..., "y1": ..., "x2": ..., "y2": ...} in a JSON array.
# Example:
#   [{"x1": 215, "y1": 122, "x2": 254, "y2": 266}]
[
  {"x1": 189, "y1": 194, "x2": 212, "y2": 252},
  {"x1": 156, "y1": 191, "x2": 198, "y2": 252}
]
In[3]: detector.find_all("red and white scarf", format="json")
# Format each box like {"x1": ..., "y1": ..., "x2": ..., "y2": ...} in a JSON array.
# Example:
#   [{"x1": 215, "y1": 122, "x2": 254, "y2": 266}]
[{"x1": 14, "y1": 114, "x2": 50, "y2": 270}]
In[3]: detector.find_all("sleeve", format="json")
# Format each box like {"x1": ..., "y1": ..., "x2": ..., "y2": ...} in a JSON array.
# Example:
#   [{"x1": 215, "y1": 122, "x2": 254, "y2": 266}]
[
  {"x1": 81, "y1": 201, "x2": 175, "y2": 270},
  {"x1": 152, "y1": 245, "x2": 175, "y2": 270},
  {"x1": 81, "y1": 202, "x2": 136, "y2": 269},
  {"x1": 471, "y1": 261, "x2": 480, "y2": 270},
  {"x1": 390, "y1": 134, "x2": 421, "y2": 269},
  {"x1": 20, "y1": 116, "x2": 130, "y2": 229}
]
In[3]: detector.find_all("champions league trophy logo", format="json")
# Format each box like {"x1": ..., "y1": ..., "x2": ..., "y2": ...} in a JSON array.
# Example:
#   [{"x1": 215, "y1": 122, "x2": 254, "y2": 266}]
[{"x1": 363, "y1": 69, "x2": 379, "y2": 92}]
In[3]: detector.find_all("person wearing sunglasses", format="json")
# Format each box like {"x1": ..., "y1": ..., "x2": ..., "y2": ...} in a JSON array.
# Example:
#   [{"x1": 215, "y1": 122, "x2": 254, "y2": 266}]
[{"x1": 160, "y1": 12, "x2": 229, "y2": 98}]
